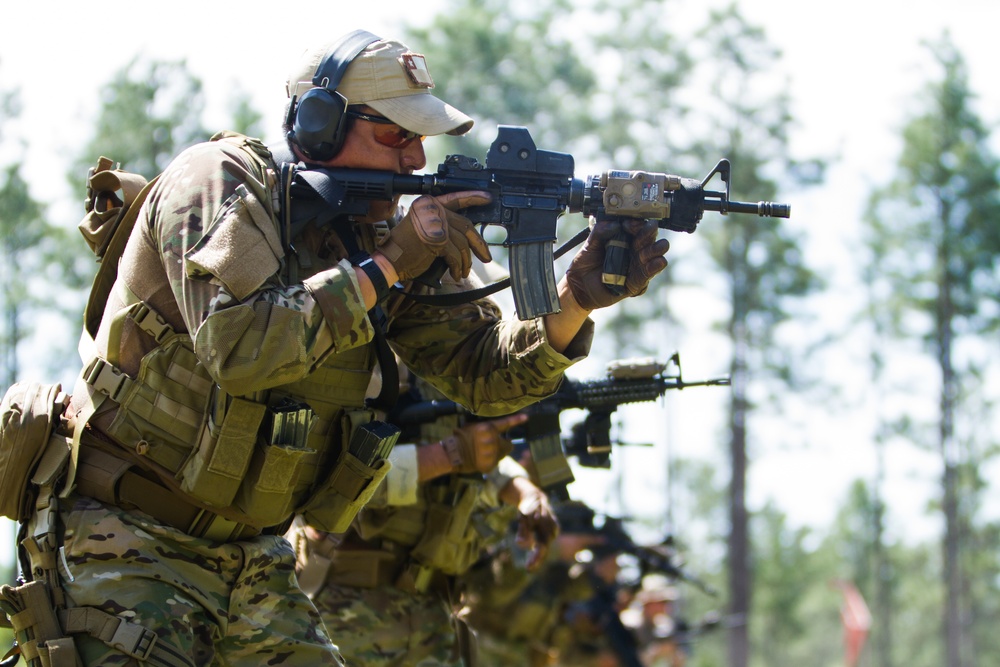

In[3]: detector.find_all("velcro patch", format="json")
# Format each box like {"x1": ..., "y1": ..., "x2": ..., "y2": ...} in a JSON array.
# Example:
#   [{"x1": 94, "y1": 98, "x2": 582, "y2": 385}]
[{"x1": 398, "y1": 53, "x2": 434, "y2": 88}]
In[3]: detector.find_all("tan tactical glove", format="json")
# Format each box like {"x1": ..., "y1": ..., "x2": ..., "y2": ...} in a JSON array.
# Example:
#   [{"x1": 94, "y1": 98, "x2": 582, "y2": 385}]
[
  {"x1": 442, "y1": 413, "x2": 527, "y2": 474},
  {"x1": 565, "y1": 218, "x2": 669, "y2": 310},
  {"x1": 514, "y1": 484, "x2": 559, "y2": 571},
  {"x1": 378, "y1": 191, "x2": 493, "y2": 282}
]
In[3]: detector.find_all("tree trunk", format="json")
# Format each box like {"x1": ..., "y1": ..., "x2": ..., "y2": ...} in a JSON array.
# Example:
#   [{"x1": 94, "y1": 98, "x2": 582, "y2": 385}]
[
  {"x1": 873, "y1": 446, "x2": 893, "y2": 667},
  {"x1": 937, "y1": 199, "x2": 962, "y2": 667},
  {"x1": 728, "y1": 362, "x2": 750, "y2": 667},
  {"x1": 728, "y1": 237, "x2": 751, "y2": 667}
]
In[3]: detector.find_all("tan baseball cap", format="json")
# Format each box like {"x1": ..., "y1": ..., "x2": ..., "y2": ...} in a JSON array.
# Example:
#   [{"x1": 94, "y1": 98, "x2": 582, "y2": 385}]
[{"x1": 287, "y1": 36, "x2": 474, "y2": 137}]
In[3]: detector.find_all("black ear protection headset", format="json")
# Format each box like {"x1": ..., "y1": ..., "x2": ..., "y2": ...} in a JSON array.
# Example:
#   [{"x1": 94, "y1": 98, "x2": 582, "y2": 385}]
[{"x1": 286, "y1": 29, "x2": 382, "y2": 162}]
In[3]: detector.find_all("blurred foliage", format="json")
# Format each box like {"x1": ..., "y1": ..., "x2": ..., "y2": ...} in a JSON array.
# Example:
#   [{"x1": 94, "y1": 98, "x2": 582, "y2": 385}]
[
  {"x1": 864, "y1": 31, "x2": 1000, "y2": 666},
  {"x1": 227, "y1": 89, "x2": 266, "y2": 139},
  {"x1": 69, "y1": 57, "x2": 209, "y2": 182}
]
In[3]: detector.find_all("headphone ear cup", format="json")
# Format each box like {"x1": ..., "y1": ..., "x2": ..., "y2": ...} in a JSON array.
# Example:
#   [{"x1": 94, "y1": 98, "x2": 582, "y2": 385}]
[
  {"x1": 291, "y1": 88, "x2": 348, "y2": 161},
  {"x1": 287, "y1": 30, "x2": 381, "y2": 161}
]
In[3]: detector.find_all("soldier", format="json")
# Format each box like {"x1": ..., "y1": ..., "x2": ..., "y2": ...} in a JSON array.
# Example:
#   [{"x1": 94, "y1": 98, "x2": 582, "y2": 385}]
[
  {"x1": 463, "y1": 500, "x2": 609, "y2": 666},
  {"x1": 622, "y1": 575, "x2": 686, "y2": 666},
  {"x1": 289, "y1": 367, "x2": 559, "y2": 666},
  {"x1": 553, "y1": 536, "x2": 638, "y2": 667},
  {"x1": 19, "y1": 27, "x2": 668, "y2": 667}
]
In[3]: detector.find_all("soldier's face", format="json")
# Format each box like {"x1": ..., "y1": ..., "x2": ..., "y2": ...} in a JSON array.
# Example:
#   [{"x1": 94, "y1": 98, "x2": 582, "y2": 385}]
[{"x1": 326, "y1": 108, "x2": 427, "y2": 223}]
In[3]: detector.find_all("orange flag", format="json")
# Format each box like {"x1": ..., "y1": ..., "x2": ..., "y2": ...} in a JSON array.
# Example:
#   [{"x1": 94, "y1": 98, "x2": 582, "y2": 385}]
[{"x1": 833, "y1": 580, "x2": 871, "y2": 667}]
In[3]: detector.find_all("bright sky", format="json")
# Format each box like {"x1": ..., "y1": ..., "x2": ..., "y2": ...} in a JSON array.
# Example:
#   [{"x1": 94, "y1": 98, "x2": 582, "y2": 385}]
[{"x1": 2, "y1": 0, "x2": 999, "y2": 559}]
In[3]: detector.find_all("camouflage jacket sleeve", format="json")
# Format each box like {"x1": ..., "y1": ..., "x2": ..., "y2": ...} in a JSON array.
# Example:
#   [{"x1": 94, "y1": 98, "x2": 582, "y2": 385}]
[
  {"x1": 143, "y1": 140, "x2": 372, "y2": 395},
  {"x1": 387, "y1": 276, "x2": 595, "y2": 416}
]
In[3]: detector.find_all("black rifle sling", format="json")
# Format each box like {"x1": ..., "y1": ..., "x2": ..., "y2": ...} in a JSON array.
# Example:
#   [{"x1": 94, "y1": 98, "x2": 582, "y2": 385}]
[
  {"x1": 331, "y1": 219, "x2": 399, "y2": 412},
  {"x1": 270, "y1": 142, "x2": 399, "y2": 410}
]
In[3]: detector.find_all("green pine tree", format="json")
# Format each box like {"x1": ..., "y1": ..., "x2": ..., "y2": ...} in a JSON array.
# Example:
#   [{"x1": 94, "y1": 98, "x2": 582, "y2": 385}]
[{"x1": 863, "y1": 32, "x2": 1000, "y2": 667}]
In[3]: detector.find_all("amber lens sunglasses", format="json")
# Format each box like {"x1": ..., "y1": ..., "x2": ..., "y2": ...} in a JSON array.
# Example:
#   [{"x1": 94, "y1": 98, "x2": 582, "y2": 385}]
[{"x1": 346, "y1": 110, "x2": 426, "y2": 149}]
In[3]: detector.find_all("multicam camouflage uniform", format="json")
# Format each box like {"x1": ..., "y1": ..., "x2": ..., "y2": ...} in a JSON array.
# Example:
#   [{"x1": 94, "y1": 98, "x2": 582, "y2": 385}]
[
  {"x1": 550, "y1": 552, "x2": 640, "y2": 667},
  {"x1": 55, "y1": 134, "x2": 593, "y2": 665},
  {"x1": 291, "y1": 375, "x2": 529, "y2": 667},
  {"x1": 461, "y1": 543, "x2": 594, "y2": 667}
]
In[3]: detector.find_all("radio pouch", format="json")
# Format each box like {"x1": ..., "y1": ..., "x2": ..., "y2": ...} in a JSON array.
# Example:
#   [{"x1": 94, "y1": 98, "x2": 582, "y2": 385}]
[{"x1": 0, "y1": 382, "x2": 70, "y2": 522}]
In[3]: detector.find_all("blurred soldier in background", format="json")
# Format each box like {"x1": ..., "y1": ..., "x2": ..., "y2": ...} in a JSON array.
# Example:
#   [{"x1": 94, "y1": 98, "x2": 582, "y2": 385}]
[
  {"x1": 551, "y1": 519, "x2": 640, "y2": 667},
  {"x1": 289, "y1": 364, "x2": 559, "y2": 666},
  {"x1": 463, "y1": 500, "x2": 614, "y2": 666},
  {"x1": 621, "y1": 574, "x2": 685, "y2": 666}
]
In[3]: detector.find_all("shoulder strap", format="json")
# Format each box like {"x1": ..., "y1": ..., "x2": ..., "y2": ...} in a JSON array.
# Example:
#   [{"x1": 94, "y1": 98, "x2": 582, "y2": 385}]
[
  {"x1": 80, "y1": 157, "x2": 150, "y2": 259},
  {"x1": 211, "y1": 131, "x2": 274, "y2": 172},
  {"x1": 69, "y1": 162, "x2": 158, "y2": 499},
  {"x1": 331, "y1": 220, "x2": 399, "y2": 412},
  {"x1": 79, "y1": 175, "x2": 160, "y2": 356}
]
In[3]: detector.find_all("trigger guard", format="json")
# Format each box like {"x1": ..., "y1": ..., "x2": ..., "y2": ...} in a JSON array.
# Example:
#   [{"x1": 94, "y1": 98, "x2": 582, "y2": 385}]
[{"x1": 477, "y1": 222, "x2": 508, "y2": 247}]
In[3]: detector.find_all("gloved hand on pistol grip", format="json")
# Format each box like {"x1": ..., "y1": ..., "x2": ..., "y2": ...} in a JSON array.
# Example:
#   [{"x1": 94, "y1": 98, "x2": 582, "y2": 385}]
[
  {"x1": 377, "y1": 190, "x2": 493, "y2": 282},
  {"x1": 441, "y1": 413, "x2": 527, "y2": 474},
  {"x1": 565, "y1": 217, "x2": 670, "y2": 310}
]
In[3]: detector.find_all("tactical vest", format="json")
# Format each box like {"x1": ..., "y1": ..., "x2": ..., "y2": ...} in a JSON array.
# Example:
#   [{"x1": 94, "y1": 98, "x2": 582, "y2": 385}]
[
  {"x1": 299, "y1": 373, "x2": 518, "y2": 595},
  {"x1": 359, "y1": 375, "x2": 516, "y2": 580},
  {"x1": 363, "y1": 475, "x2": 497, "y2": 573},
  {"x1": 0, "y1": 134, "x2": 398, "y2": 667},
  {"x1": 406, "y1": 377, "x2": 516, "y2": 573},
  {"x1": 464, "y1": 558, "x2": 582, "y2": 645},
  {"x1": 72, "y1": 133, "x2": 389, "y2": 536}
]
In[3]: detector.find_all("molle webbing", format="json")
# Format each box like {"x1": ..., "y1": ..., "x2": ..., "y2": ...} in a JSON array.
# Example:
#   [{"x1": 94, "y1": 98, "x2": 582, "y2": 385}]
[
  {"x1": 301, "y1": 477, "x2": 491, "y2": 597},
  {"x1": 298, "y1": 537, "x2": 452, "y2": 597},
  {"x1": 80, "y1": 296, "x2": 384, "y2": 533},
  {"x1": 73, "y1": 444, "x2": 266, "y2": 542},
  {"x1": 82, "y1": 285, "x2": 216, "y2": 480},
  {"x1": 409, "y1": 477, "x2": 486, "y2": 577},
  {"x1": 298, "y1": 540, "x2": 403, "y2": 595},
  {"x1": 74, "y1": 134, "x2": 392, "y2": 536},
  {"x1": 1, "y1": 575, "x2": 189, "y2": 667},
  {"x1": 80, "y1": 294, "x2": 384, "y2": 533},
  {"x1": 0, "y1": 581, "x2": 64, "y2": 665}
]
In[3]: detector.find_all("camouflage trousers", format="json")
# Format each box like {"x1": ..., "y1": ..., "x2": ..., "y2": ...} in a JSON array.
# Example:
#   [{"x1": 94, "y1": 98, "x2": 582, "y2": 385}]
[
  {"x1": 57, "y1": 493, "x2": 344, "y2": 666},
  {"x1": 313, "y1": 582, "x2": 464, "y2": 666}
]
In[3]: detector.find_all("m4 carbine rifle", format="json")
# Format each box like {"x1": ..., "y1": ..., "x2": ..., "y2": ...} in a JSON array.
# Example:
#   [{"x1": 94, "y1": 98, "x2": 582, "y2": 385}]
[
  {"x1": 518, "y1": 353, "x2": 728, "y2": 499},
  {"x1": 558, "y1": 512, "x2": 715, "y2": 667},
  {"x1": 294, "y1": 125, "x2": 790, "y2": 319},
  {"x1": 556, "y1": 504, "x2": 715, "y2": 596},
  {"x1": 387, "y1": 353, "x2": 729, "y2": 499}
]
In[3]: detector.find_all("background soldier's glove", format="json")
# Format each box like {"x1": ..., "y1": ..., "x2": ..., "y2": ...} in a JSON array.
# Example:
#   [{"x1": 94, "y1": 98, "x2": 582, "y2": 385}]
[
  {"x1": 442, "y1": 413, "x2": 527, "y2": 474},
  {"x1": 378, "y1": 190, "x2": 493, "y2": 282},
  {"x1": 565, "y1": 218, "x2": 670, "y2": 310},
  {"x1": 516, "y1": 486, "x2": 559, "y2": 571}
]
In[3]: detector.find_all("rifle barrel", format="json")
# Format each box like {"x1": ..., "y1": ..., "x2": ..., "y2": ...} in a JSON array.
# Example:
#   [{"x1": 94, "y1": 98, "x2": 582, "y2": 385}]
[{"x1": 705, "y1": 199, "x2": 791, "y2": 218}]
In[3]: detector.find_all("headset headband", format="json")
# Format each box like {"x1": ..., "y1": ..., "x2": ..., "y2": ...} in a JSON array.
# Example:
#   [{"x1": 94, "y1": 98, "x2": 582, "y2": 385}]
[{"x1": 313, "y1": 29, "x2": 381, "y2": 93}]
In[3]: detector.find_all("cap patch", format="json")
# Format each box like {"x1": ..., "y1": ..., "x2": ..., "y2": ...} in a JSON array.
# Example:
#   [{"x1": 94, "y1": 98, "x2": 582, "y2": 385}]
[{"x1": 398, "y1": 53, "x2": 434, "y2": 88}]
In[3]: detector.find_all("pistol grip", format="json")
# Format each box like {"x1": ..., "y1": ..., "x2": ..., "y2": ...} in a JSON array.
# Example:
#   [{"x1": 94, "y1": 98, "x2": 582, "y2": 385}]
[{"x1": 414, "y1": 258, "x2": 448, "y2": 289}]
